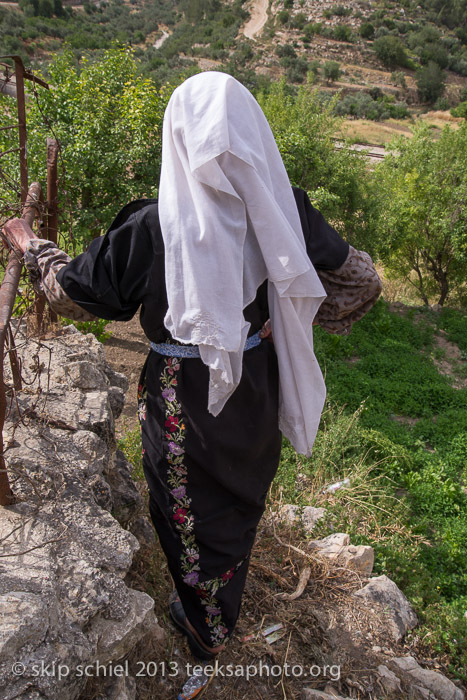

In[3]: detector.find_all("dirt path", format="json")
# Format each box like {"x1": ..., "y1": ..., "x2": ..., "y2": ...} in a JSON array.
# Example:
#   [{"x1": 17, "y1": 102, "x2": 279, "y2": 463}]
[
  {"x1": 154, "y1": 30, "x2": 169, "y2": 49},
  {"x1": 104, "y1": 316, "x2": 148, "y2": 436},
  {"x1": 242, "y1": 0, "x2": 268, "y2": 40}
]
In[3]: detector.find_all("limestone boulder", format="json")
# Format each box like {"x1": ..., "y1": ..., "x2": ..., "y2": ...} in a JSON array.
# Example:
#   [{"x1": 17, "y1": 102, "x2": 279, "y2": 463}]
[
  {"x1": 301, "y1": 506, "x2": 328, "y2": 533},
  {"x1": 354, "y1": 575, "x2": 418, "y2": 641},
  {"x1": 309, "y1": 533, "x2": 374, "y2": 576},
  {"x1": 0, "y1": 328, "x2": 162, "y2": 700},
  {"x1": 377, "y1": 664, "x2": 402, "y2": 695},
  {"x1": 389, "y1": 657, "x2": 464, "y2": 700},
  {"x1": 302, "y1": 689, "x2": 351, "y2": 700}
]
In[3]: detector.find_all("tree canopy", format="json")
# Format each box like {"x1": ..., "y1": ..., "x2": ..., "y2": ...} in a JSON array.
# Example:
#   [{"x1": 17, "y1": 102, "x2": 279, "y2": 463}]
[
  {"x1": 257, "y1": 80, "x2": 371, "y2": 248},
  {"x1": 372, "y1": 123, "x2": 467, "y2": 306},
  {"x1": 26, "y1": 48, "x2": 171, "y2": 249}
]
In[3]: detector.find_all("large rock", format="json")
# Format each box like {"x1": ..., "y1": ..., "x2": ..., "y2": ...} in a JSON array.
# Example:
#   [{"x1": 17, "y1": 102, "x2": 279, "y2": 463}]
[
  {"x1": 278, "y1": 504, "x2": 300, "y2": 524},
  {"x1": 0, "y1": 327, "x2": 162, "y2": 700},
  {"x1": 90, "y1": 589, "x2": 160, "y2": 664},
  {"x1": 302, "y1": 690, "x2": 351, "y2": 700},
  {"x1": 301, "y1": 506, "x2": 328, "y2": 533},
  {"x1": 353, "y1": 575, "x2": 418, "y2": 641},
  {"x1": 377, "y1": 664, "x2": 402, "y2": 695},
  {"x1": 389, "y1": 657, "x2": 464, "y2": 700},
  {"x1": 106, "y1": 450, "x2": 143, "y2": 524},
  {"x1": 276, "y1": 504, "x2": 330, "y2": 533},
  {"x1": 309, "y1": 533, "x2": 374, "y2": 576}
]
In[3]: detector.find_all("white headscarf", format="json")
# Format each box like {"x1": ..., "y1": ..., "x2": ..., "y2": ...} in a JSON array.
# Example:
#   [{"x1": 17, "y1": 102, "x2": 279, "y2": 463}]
[{"x1": 159, "y1": 71, "x2": 326, "y2": 456}]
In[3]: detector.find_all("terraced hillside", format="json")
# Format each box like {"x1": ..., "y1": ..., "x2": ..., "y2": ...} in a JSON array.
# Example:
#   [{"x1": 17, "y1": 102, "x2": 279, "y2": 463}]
[{"x1": 1, "y1": 0, "x2": 467, "y2": 111}]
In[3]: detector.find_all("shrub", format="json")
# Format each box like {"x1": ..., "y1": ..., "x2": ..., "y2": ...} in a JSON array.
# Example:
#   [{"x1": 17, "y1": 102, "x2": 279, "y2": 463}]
[
  {"x1": 334, "y1": 91, "x2": 409, "y2": 120},
  {"x1": 373, "y1": 35, "x2": 409, "y2": 68},
  {"x1": 374, "y1": 26, "x2": 389, "y2": 39},
  {"x1": 303, "y1": 21, "x2": 322, "y2": 38},
  {"x1": 277, "y1": 9, "x2": 289, "y2": 24},
  {"x1": 276, "y1": 43, "x2": 296, "y2": 58},
  {"x1": 323, "y1": 60, "x2": 340, "y2": 83},
  {"x1": 451, "y1": 101, "x2": 467, "y2": 119},
  {"x1": 286, "y1": 57, "x2": 308, "y2": 83},
  {"x1": 308, "y1": 58, "x2": 320, "y2": 75},
  {"x1": 434, "y1": 96, "x2": 449, "y2": 110},
  {"x1": 420, "y1": 43, "x2": 449, "y2": 69},
  {"x1": 290, "y1": 11, "x2": 306, "y2": 29},
  {"x1": 391, "y1": 70, "x2": 407, "y2": 88},
  {"x1": 360, "y1": 22, "x2": 375, "y2": 39},
  {"x1": 407, "y1": 25, "x2": 441, "y2": 50},
  {"x1": 331, "y1": 4, "x2": 351, "y2": 16},
  {"x1": 333, "y1": 24, "x2": 353, "y2": 42},
  {"x1": 449, "y1": 57, "x2": 467, "y2": 77},
  {"x1": 416, "y1": 61, "x2": 446, "y2": 103}
]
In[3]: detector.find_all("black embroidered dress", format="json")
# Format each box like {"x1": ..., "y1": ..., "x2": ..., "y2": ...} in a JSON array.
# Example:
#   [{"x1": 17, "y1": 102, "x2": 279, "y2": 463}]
[{"x1": 56, "y1": 189, "x2": 350, "y2": 648}]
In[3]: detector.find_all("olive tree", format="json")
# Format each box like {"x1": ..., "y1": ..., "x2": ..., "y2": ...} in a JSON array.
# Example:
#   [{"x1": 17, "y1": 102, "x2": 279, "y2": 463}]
[{"x1": 373, "y1": 123, "x2": 467, "y2": 306}]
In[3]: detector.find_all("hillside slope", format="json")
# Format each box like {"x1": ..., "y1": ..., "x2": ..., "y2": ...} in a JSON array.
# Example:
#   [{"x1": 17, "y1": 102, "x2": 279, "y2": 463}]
[{"x1": 1, "y1": 0, "x2": 467, "y2": 109}]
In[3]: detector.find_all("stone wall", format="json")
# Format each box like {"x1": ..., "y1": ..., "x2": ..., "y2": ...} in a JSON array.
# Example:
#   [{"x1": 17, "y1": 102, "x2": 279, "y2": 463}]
[{"x1": 0, "y1": 325, "x2": 161, "y2": 700}]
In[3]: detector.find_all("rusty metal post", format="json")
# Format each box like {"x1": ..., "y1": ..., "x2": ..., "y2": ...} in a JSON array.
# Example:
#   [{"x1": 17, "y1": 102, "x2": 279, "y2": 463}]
[
  {"x1": 0, "y1": 182, "x2": 42, "y2": 506},
  {"x1": 46, "y1": 138, "x2": 59, "y2": 325},
  {"x1": 34, "y1": 187, "x2": 47, "y2": 333},
  {"x1": 46, "y1": 138, "x2": 58, "y2": 245},
  {"x1": 13, "y1": 57, "x2": 28, "y2": 207},
  {"x1": 7, "y1": 326, "x2": 21, "y2": 392}
]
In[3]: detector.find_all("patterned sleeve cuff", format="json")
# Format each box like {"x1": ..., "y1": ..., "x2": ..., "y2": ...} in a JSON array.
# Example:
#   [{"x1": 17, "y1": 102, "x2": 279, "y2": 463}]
[
  {"x1": 315, "y1": 246, "x2": 382, "y2": 335},
  {"x1": 24, "y1": 239, "x2": 97, "y2": 322}
]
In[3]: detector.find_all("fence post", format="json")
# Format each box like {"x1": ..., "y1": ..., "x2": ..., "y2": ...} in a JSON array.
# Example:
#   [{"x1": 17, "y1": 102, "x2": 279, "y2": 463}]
[
  {"x1": 0, "y1": 182, "x2": 42, "y2": 506},
  {"x1": 47, "y1": 138, "x2": 59, "y2": 325},
  {"x1": 12, "y1": 57, "x2": 28, "y2": 207},
  {"x1": 47, "y1": 138, "x2": 58, "y2": 246}
]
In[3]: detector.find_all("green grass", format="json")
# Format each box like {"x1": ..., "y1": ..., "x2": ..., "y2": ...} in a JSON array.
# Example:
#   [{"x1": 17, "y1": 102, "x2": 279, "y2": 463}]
[
  {"x1": 119, "y1": 300, "x2": 467, "y2": 679},
  {"x1": 61, "y1": 316, "x2": 112, "y2": 343},
  {"x1": 272, "y1": 300, "x2": 467, "y2": 679},
  {"x1": 118, "y1": 424, "x2": 144, "y2": 482}
]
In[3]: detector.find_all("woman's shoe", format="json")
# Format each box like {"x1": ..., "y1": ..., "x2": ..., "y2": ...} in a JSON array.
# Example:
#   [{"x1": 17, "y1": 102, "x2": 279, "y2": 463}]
[{"x1": 168, "y1": 590, "x2": 217, "y2": 661}]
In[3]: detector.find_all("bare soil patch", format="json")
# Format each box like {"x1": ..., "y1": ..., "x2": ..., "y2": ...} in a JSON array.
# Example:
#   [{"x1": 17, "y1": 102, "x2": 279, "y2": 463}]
[
  {"x1": 342, "y1": 119, "x2": 413, "y2": 146},
  {"x1": 432, "y1": 331, "x2": 467, "y2": 390},
  {"x1": 242, "y1": 0, "x2": 268, "y2": 40},
  {"x1": 104, "y1": 315, "x2": 148, "y2": 436}
]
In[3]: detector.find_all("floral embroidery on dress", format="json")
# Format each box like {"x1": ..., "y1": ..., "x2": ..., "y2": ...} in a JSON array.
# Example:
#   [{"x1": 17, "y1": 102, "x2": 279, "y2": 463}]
[
  {"x1": 137, "y1": 382, "x2": 147, "y2": 422},
  {"x1": 159, "y1": 354, "x2": 242, "y2": 646},
  {"x1": 137, "y1": 381, "x2": 147, "y2": 456}
]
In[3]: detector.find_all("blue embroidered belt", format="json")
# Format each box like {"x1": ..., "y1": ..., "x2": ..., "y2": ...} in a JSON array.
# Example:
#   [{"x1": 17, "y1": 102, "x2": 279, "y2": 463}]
[{"x1": 150, "y1": 331, "x2": 262, "y2": 358}]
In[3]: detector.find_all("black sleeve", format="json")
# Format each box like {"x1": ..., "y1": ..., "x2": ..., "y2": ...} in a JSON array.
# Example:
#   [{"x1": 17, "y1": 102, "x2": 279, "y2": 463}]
[
  {"x1": 292, "y1": 187, "x2": 349, "y2": 270},
  {"x1": 56, "y1": 200, "x2": 162, "y2": 321}
]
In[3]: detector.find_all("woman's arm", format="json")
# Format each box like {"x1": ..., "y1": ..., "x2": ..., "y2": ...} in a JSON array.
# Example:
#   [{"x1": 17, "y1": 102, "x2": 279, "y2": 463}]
[
  {"x1": 293, "y1": 188, "x2": 382, "y2": 335},
  {"x1": 314, "y1": 246, "x2": 382, "y2": 335},
  {"x1": 3, "y1": 219, "x2": 96, "y2": 321},
  {"x1": 3, "y1": 199, "x2": 162, "y2": 326}
]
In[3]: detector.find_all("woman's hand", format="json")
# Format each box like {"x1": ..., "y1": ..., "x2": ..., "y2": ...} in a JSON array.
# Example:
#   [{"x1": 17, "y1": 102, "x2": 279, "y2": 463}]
[
  {"x1": 259, "y1": 318, "x2": 274, "y2": 343},
  {"x1": 2, "y1": 219, "x2": 37, "y2": 255}
]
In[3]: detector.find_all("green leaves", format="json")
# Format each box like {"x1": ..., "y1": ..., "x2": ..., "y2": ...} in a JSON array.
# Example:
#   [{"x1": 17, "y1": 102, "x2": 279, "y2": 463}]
[
  {"x1": 373, "y1": 122, "x2": 467, "y2": 306},
  {"x1": 26, "y1": 47, "x2": 171, "y2": 249},
  {"x1": 257, "y1": 80, "x2": 371, "y2": 247}
]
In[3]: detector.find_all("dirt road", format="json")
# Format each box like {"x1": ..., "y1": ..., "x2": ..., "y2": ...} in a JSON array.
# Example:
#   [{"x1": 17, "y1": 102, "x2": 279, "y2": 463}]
[
  {"x1": 242, "y1": 0, "x2": 268, "y2": 40},
  {"x1": 154, "y1": 30, "x2": 169, "y2": 49}
]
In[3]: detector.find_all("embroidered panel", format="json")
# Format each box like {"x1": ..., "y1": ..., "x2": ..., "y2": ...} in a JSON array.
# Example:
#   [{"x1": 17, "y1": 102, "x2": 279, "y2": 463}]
[{"x1": 138, "y1": 356, "x2": 243, "y2": 646}]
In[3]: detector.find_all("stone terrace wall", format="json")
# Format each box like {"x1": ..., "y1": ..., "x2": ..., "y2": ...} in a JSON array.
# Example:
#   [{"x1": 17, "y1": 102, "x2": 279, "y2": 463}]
[{"x1": 0, "y1": 325, "x2": 162, "y2": 700}]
